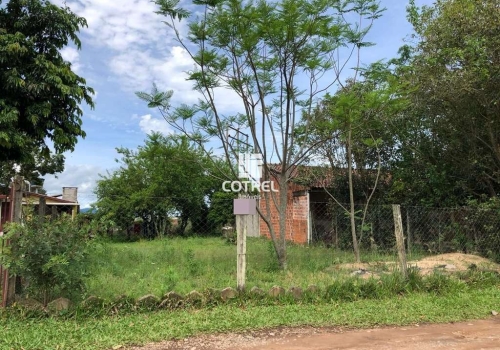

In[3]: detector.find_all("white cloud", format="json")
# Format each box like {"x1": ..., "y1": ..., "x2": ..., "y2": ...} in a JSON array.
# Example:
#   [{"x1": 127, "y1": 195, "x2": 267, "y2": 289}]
[
  {"x1": 63, "y1": 0, "x2": 171, "y2": 52},
  {"x1": 43, "y1": 164, "x2": 103, "y2": 208},
  {"x1": 109, "y1": 45, "x2": 199, "y2": 102},
  {"x1": 56, "y1": 0, "x2": 242, "y2": 113},
  {"x1": 138, "y1": 114, "x2": 172, "y2": 135},
  {"x1": 86, "y1": 114, "x2": 102, "y2": 121},
  {"x1": 60, "y1": 46, "x2": 82, "y2": 72},
  {"x1": 60, "y1": 46, "x2": 79, "y2": 62}
]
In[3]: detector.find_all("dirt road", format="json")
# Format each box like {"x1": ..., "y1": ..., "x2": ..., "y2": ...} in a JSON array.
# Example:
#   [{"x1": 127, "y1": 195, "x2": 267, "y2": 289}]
[
  {"x1": 230, "y1": 318, "x2": 500, "y2": 350},
  {"x1": 132, "y1": 317, "x2": 500, "y2": 350}
]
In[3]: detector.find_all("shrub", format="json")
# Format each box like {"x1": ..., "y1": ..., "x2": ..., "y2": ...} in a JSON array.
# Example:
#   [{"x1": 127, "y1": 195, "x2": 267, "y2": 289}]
[{"x1": 1, "y1": 213, "x2": 95, "y2": 305}]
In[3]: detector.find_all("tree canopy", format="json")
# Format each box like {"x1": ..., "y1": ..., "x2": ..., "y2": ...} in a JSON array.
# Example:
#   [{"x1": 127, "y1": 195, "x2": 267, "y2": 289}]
[
  {"x1": 389, "y1": 0, "x2": 500, "y2": 206},
  {"x1": 297, "y1": 63, "x2": 408, "y2": 260},
  {"x1": 0, "y1": 0, "x2": 94, "y2": 164},
  {"x1": 0, "y1": 144, "x2": 64, "y2": 193},
  {"x1": 95, "y1": 133, "x2": 235, "y2": 239}
]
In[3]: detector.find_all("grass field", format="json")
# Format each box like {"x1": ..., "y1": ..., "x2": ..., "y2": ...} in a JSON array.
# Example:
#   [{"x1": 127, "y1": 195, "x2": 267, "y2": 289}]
[
  {"x1": 1, "y1": 237, "x2": 499, "y2": 349},
  {"x1": 85, "y1": 237, "x2": 410, "y2": 299}
]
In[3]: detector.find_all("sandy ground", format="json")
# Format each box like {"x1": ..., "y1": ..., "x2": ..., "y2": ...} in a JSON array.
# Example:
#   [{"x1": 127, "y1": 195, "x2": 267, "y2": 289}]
[
  {"x1": 129, "y1": 317, "x2": 500, "y2": 350},
  {"x1": 330, "y1": 253, "x2": 500, "y2": 277},
  {"x1": 409, "y1": 253, "x2": 499, "y2": 274}
]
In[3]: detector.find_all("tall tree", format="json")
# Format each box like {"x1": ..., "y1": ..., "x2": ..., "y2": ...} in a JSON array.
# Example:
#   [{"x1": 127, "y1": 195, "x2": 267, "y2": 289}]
[
  {"x1": 299, "y1": 64, "x2": 407, "y2": 260},
  {"x1": 0, "y1": 144, "x2": 64, "y2": 194},
  {"x1": 138, "y1": 0, "x2": 383, "y2": 269},
  {"x1": 95, "y1": 133, "x2": 230, "y2": 238},
  {"x1": 391, "y1": 0, "x2": 500, "y2": 205},
  {"x1": 0, "y1": 0, "x2": 94, "y2": 165}
]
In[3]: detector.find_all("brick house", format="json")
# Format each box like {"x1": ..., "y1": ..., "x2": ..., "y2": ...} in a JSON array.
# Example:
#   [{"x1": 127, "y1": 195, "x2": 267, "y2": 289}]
[{"x1": 258, "y1": 165, "x2": 335, "y2": 245}]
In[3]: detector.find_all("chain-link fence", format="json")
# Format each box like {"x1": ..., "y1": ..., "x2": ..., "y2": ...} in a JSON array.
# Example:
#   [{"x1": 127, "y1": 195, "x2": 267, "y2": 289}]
[
  {"x1": 90, "y1": 198, "x2": 234, "y2": 239},
  {"x1": 4, "y1": 191, "x2": 500, "y2": 301},
  {"x1": 310, "y1": 202, "x2": 396, "y2": 251},
  {"x1": 9, "y1": 187, "x2": 499, "y2": 286},
  {"x1": 309, "y1": 202, "x2": 500, "y2": 263},
  {"x1": 95, "y1": 198, "x2": 500, "y2": 264},
  {"x1": 404, "y1": 206, "x2": 500, "y2": 260}
]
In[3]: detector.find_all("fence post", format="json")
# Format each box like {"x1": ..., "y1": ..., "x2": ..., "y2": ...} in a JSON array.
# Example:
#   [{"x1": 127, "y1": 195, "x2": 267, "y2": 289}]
[
  {"x1": 39, "y1": 196, "x2": 46, "y2": 225},
  {"x1": 2, "y1": 175, "x2": 24, "y2": 307},
  {"x1": 236, "y1": 214, "x2": 247, "y2": 291},
  {"x1": 406, "y1": 208, "x2": 411, "y2": 257},
  {"x1": 51, "y1": 205, "x2": 58, "y2": 220},
  {"x1": 392, "y1": 204, "x2": 408, "y2": 278}
]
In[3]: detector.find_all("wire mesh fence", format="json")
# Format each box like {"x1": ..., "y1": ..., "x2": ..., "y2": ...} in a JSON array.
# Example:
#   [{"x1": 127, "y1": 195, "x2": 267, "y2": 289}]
[
  {"x1": 308, "y1": 202, "x2": 500, "y2": 263},
  {"x1": 3, "y1": 185, "x2": 494, "y2": 259},
  {"x1": 79, "y1": 197, "x2": 500, "y2": 268},
  {"x1": 404, "y1": 206, "x2": 500, "y2": 260},
  {"x1": 4, "y1": 186, "x2": 492, "y2": 266},
  {"x1": 98, "y1": 204, "x2": 236, "y2": 241}
]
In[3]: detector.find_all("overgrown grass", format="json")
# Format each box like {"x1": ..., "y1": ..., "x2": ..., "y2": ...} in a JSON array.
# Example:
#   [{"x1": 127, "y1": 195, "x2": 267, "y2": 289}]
[
  {"x1": 3, "y1": 238, "x2": 499, "y2": 349},
  {"x1": 1, "y1": 285, "x2": 499, "y2": 350},
  {"x1": 85, "y1": 237, "x2": 417, "y2": 299}
]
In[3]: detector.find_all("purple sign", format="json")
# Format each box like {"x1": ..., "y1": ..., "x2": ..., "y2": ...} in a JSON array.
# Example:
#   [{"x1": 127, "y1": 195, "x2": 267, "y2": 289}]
[{"x1": 233, "y1": 198, "x2": 257, "y2": 215}]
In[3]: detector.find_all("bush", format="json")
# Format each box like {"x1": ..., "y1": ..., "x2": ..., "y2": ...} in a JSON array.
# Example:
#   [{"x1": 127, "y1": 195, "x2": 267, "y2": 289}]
[{"x1": 1, "y1": 214, "x2": 95, "y2": 305}]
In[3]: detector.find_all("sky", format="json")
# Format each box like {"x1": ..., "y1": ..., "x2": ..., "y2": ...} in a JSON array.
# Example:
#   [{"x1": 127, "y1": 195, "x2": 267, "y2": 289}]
[{"x1": 41, "y1": 0, "x2": 436, "y2": 208}]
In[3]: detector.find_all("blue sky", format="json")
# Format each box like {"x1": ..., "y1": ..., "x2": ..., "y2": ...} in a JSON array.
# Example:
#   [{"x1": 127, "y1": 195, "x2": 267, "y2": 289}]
[{"x1": 42, "y1": 0, "x2": 435, "y2": 207}]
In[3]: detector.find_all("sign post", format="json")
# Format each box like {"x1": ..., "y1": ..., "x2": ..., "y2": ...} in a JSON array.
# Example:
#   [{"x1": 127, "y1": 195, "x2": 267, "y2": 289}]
[{"x1": 233, "y1": 198, "x2": 256, "y2": 291}]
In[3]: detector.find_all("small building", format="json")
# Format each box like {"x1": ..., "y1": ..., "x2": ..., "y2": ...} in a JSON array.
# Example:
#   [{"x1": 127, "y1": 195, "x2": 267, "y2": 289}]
[
  {"x1": 258, "y1": 164, "x2": 388, "y2": 245},
  {"x1": 0, "y1": 187, "x2": 79, "y2": 233},
  {"x1": 258, "y1": 165, "x2": 346, "y2": 245}
]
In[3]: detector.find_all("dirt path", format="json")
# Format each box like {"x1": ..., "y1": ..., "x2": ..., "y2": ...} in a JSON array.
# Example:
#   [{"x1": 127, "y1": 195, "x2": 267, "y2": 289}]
[{"x1": 131, "y1": 317, "x2": 500, "y2": 350}]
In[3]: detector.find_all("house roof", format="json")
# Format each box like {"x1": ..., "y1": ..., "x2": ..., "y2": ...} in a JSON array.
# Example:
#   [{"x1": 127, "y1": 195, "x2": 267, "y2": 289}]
[
  {"x1": 0, "y1": 192, "x2": 78, "y2": 205},
  {"x1": 266, "y1": 163, "x2": 388, "y2": 188},
  {"x1": 266, "y1": 164, "x2": 338, "y2": 187}
]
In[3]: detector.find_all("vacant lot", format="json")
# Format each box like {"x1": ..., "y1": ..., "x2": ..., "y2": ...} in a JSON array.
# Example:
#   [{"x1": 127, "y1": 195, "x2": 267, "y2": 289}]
[
  {"x1": 85, "y1": 237, "x2": 406, "y2": 299},
  {"x1": 2, "y1": 237, "x2": 500, "y2": 349},
  {"x1": 86, "y1": 237, "x2": 499, "y2": 299}
]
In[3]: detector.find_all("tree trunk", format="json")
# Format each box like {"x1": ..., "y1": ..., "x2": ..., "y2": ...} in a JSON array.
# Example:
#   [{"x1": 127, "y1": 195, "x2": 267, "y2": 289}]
[
  {"x1": 347, "y1": 127, "x2": 361, "y2": 262},
  {"x1": 277, "y1": 173, "x2": 288, "y2": 270}
]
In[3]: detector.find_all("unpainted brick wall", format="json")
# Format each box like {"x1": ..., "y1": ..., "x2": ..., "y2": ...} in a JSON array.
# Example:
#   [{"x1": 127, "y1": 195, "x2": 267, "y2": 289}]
[{"x1": 259, "y1": 179, "x2": 309, "y2": 244}]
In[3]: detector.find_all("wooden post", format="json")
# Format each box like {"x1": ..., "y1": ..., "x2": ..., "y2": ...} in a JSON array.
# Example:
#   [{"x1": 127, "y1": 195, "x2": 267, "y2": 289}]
[
  {"x1": 236, "y1": 214, "x2": 247, "y2": 291},
  {"x1": 39, "y1": 196, "x2": 46, "y2": 225},
  {"x1": 2, "y1": 175, "x2": 24, "y2": 307},
  {"x1": 51, "y1": 205, "x2": 57, "y2": 220},
  {"x1": 12, "y1": 176, "x2": 23, "y2": 223},
  {"x1": 234, "y1": 197, "x2": 255, "y2": 292},
  {"x1": 392, "y1": 204, "x2": 408, "y2": 278},
  {"x1": 406, "y1": 208, "x2": 411, "y2": 257}
]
